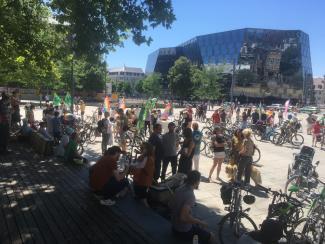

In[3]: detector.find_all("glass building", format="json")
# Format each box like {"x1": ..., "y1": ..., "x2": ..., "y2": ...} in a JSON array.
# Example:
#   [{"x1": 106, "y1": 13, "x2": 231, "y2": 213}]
[{"x1": 146, "y1": 28, "x2": 314, "y2": 103}]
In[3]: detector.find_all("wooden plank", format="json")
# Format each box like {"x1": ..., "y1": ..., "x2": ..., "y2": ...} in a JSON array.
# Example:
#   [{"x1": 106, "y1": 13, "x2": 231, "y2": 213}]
[{"x1": 0, "y1": 184, "x2": 11, "y2": 244}]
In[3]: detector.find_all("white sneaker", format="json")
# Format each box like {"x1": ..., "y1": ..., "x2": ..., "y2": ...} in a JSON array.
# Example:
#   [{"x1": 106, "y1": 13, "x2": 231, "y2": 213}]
[{"x1": 100, "y1": 199, "x2": 115, "y2": 206}]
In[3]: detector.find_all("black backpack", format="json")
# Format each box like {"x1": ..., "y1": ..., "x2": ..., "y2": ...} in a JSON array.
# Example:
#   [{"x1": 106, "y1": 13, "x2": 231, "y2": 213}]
[
  {"x1": 220, "y1": 184, "x2": 233, "y2": 205},
  {"x1": 97, "y1": 119, "x2": 105, "y2": 133}
]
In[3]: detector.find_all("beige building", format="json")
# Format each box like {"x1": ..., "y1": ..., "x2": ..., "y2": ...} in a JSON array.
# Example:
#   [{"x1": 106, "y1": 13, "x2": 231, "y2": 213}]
[
  {"x1": 108, "y1": 66, "x2": 145, "y2": 83},
  {"x1": 313, "y1": 77, "x2": 325, "y2": 105}
]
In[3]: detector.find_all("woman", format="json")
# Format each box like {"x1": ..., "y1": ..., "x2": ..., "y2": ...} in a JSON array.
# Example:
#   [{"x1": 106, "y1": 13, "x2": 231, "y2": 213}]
[
  {"x1": 312, "y1": 121, "x2": 322, "y2": 147},
  {"x1": 130, "y1": 142, "x2": 155, "y2": 207},
  {"x1": 237, "y1": 128, "x2": 255, "y2": 184},
  {"x1": 225, "y1": 129, "x2": 243, "y2": 181},
  {"x1": 208, "y1": 127, "x2": 225, "y2": 182},
  {"x1": 178, "y1": 128, "x2": 195, "y2": 175}
]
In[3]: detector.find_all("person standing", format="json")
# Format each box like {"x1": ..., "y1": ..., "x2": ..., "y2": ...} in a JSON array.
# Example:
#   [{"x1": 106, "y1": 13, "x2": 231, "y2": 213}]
[
  {"x1": 212, "y1": 110, "x2": 220, "y2": 127},
  {"x1": 161, "y1": 122, "x2": 179, "y2": 180},
  {"x1": 241, "y1": 109, "x2": 248, "y2": 129},
  {"x1": 312, "y1": 121, "x2": 322, "y2": 147},
  {"x1": 52, "y1": 111, "x2": 61, "y2": 143},
  {"x1": 192, "y1": 122, "x2": 203, "y2": 171},
  {"x1": 148, "y1": 123, "x2": 164, "y2": 182},
  {"x1": 237, "y1": 129, "x2": 255, "y2": 184},
  {"x1": 80, "y1": 100, "x2": 86, "y2": 122},
  {"x1": 219, "y1": 109, "x2": 226, "y2": 124},
  {"x1": 101, "y1": 112, "x2": 112, "y2": 154},
  {"x1": 178, "y1": 128, "x2": 195, "y2": 175},
  {"x1": 306, "y1": 113, "x2": 314, "y2": 135},
  {"x1": 11, "y1": 90, "x2": 21, "y2": 127},
  {"x1": 251, "y1": 109, "x2": 259, "y2": 124},
  {"x1": 0, "y1": 93, "x2": 10, "y2": 154},
  {"x1": 278, "y1": 109, "x2": 284, "y2": 125},
  {"x1": 208, "y1": 127, "x2": 225, "y2": 182},
  {"x1": 170, "y1": 171, "x2": 215, "y2": 244}
]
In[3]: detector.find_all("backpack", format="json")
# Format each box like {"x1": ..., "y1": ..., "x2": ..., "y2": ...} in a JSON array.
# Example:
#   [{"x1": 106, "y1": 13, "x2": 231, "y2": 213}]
[
  {"x1": 220, "y1": 184, "x2": 232, "y2": 205},
  {"x1": 97, "y1": 119, "x2": 105, "y2": 133}
]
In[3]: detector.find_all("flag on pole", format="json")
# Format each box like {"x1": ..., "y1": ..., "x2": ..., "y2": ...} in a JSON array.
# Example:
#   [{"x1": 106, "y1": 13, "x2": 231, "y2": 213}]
[
  {"x1": 137, "y1": 98, "x2": 158, "y2": 130},
  {"x1": 119, "y1": 97, "x2": 126, "y2": 110},
  {"x1": 103, "y1": 96, "x2": 110, "y2": 112},
  {"x1": 53, "y1": 93, "x2": 61, "y2": 106},
  {"x1": 284, "y1": 100, "x2": 290, "y2": 118},
  {"x1": 64, "y1": 92, "x2": 72, "y2": 109}
]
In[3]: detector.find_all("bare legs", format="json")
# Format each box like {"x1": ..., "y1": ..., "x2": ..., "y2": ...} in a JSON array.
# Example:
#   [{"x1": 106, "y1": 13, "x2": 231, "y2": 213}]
[{"x1": 208, "y1": 157, "x2": 224, "y2": 181}]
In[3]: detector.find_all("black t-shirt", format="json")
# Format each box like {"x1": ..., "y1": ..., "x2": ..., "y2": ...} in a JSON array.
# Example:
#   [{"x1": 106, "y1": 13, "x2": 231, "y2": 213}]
[
  {"x1": 149, "y1": 133, "x2": 164, "y2": 160},
  {"x1": 213, "y1": 134, "x2": 225, "y2": 152}
]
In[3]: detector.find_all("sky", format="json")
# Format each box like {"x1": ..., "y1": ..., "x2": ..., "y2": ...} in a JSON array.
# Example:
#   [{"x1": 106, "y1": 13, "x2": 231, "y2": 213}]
[{"x1": 105, "y1": 0, "x2": 325, "y2": 77}]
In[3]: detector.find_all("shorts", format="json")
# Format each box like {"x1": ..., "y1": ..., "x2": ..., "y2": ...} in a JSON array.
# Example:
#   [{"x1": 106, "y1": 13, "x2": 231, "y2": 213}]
[
  {"x1": 172, "y1": 225, "x2": 210, "y2": 244},
  {"x1": 214, "y1": 151, "x2": 225, "y2": 159}
]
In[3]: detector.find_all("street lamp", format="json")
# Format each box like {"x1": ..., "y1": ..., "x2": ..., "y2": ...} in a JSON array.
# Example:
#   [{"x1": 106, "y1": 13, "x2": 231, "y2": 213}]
[{"x1": 68, "y1": 33, "x2": 76, "y2": 114}]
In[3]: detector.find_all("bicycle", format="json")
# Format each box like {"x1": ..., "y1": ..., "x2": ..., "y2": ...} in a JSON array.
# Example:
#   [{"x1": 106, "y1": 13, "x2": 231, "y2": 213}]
[
  {"x1": 218, "y1": 182, "x2": 257, "y2": 244},
  {"x1": 290, "y1": 179, "x2": 325, "y2": 244}
]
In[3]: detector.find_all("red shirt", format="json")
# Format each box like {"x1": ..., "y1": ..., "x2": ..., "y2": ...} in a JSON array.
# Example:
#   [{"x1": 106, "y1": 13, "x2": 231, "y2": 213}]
[
  {"x1": 90, "y1": 155, "x2": 117, "y2": 191},
  {"x1": 313, "y1": 124, "x2": 322, "y2": 134},
  {"x1": 212, "y1": 112, "x2": 220, "y2": 124}
]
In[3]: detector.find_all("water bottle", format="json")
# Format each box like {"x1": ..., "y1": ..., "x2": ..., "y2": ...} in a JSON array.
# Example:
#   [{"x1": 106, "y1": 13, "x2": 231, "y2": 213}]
[{"x1": 193, "y1": 234, "x2": 199, "y2": 244}]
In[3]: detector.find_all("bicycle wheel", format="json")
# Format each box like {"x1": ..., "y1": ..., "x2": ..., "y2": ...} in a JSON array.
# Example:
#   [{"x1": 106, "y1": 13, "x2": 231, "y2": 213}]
[
  {"x1": 218, "y1": 212, "x2": 257, "y2": 244},
  {"x1": 88, "y1": 129, "x2": 97, "y2": 143},
  {"x1": 201, "y1": 127, "x2": 212, "y2": 139},
  {"x1": 204, "y1": 143, "x2": 214, "y2": 158},
  {"x1": 285, "y1": 175, "x2": 311, "y2": 201},
  {"x1": 200, "y1": 140, "x2": 207, "y2": 153},
  {"x1": 252, "y1": 147, "x2": 261, "y2": 163},
  {"x1": 291, "y1": 134, "x2": 304, "y2": 146},
  {"x1": 77, "y1": 144, "x2": 84, "y2": 155},
  {"x1": 272, "y1": 132, "x2": 284, "y2": 145},
  {"x1": 253, "y1": 131, "x2": 263, "y2": 141},
  {"x1": 289, "y1": 217, "x2": 323, "y2": 244}
]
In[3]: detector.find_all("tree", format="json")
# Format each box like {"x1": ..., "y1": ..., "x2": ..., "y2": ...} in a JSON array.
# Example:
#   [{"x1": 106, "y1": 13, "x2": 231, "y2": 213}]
[
  {"x1": 135, "y1": 79, "x2": 144, "y2": 94},
  {"x1": 192, "y1": 67, "x2": 222, "y2": 100},
  {"x1": 142, "y1": 73, "x2": 162, "y2": 97},
  {"x1": 236, "y1": 69, "x2": 258, "y2": 87},
  {"x1": 50, "y1": 0, "x2": 176, "y2": 58},
  {"x1": 168, "y1": 57, "x2": 194, "y2": 99}
]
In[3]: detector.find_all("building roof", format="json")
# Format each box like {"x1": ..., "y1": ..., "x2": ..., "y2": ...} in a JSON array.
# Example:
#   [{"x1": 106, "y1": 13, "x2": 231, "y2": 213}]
[{"x1": 108, "y1": 66, "x2": 144, "y2": 74}]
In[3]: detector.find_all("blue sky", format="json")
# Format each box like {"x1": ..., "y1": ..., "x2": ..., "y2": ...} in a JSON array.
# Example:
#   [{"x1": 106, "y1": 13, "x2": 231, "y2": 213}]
[{"x1": 106, "y1": 0, "x2": 325, "y2": 77}]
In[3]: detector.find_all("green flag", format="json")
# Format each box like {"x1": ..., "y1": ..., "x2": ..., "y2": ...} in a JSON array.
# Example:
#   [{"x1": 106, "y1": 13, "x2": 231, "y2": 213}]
[
  {"x1": 53, "y1": 93, "x2": 61, "y2": 106},
  {"x1": 64, "y1": 92, "x2": 72, "y2": 109}
]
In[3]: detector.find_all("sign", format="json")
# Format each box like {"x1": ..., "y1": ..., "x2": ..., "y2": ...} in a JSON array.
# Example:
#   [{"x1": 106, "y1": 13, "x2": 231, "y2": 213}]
[
  {"x1": 111, "y1": 93, "x2": 118, "y2": 101},
  {"x1": 106, "y1": 83, "x2": 112, "y2": 95}
]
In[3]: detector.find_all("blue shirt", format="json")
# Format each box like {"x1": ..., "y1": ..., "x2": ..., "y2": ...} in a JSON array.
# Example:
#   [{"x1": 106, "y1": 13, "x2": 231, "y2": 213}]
[
  {"x1": 52, "y1": 117, "x2": 61, "y2": 133},
  {"x1": 192, "y1": 130, "x2": 202, "y2": 155}
]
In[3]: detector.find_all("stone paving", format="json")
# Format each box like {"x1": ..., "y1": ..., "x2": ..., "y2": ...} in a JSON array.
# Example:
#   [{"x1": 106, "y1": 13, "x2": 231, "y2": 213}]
[{"x1": 28, "y1": 104, "x2": 325, "y2": 239}]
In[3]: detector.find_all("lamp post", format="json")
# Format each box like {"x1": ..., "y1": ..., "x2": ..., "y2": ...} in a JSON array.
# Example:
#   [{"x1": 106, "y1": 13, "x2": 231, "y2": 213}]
[
  {"x1": 68, "y1": 33, "x2": 76, "y2": 114},
  {"x1": 230, "y1": 61, "x2": 236, "y2": 103}
]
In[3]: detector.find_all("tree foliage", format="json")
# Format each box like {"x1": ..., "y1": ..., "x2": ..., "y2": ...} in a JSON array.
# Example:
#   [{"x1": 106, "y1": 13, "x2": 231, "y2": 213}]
[
  {"x1": 236, "y1": 69, "x2": 258, "y2": 87},
  {"x1": 50, "y1": 0, "x2": 175, "y2": 58},
  {"x1": 142, "y1": 73, "x2": 162, "y2": 97},
  {"x1": 167, "y1": 57, "x2": 194, "y2": 99}
]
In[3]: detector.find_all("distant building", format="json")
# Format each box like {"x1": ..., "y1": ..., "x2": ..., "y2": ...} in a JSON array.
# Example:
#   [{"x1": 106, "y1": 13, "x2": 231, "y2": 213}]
[
  {"x1": 146, "y1": 28, "x2": 314, "y2": 103},
  {"x1": 108, "y1": 66, "x2": 145, "y2": 83},
  {"x1": 313, "y1": 77, "x2": 325, "y2": 105}
]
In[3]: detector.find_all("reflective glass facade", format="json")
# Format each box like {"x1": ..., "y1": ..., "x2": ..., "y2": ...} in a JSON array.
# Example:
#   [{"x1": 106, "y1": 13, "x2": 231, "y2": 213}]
[{"x1": 145, "y1": 28, "x2": 313, "y2": 102}]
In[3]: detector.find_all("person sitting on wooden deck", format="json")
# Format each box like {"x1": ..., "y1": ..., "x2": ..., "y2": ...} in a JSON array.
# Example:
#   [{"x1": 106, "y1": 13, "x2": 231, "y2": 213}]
[
  {"x1": 169, "y1": 170, "x2": 215, "y2": 244},
  {"x1": 130, "y1": 142, "x2": 155, "y2": 208},
  {"x1": 90, "y1": 146, "x2": 129, "y2": 206},
  {"x1": 64, "y1": 132, "x2": 85, "y2": 165}
]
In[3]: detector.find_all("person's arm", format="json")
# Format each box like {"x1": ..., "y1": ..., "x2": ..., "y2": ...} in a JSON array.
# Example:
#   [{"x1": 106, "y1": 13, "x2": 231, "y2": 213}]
[{"x1": 180, "y1": 204, "x2": 208, "y2": 228}]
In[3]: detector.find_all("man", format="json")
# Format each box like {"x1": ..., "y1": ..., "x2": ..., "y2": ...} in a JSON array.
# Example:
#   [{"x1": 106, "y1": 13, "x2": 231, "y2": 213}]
[
  {"x1": 148, "y1": 123, "x2": 164, "y2": 182},
  {"x1": 52, "y1": 111, "x2": 61, "y2": 143},
  {"x1": 90, "y1": 146, "x2": 129, "y2": 206},
  {"x1": 192, "y1": 123, "x2": 203, "y2": 171},
  {"x1": 306, "y1": 113, "x2": 315, "y2": 135},
  {"x1": 101, "y1": 112, "x2": 112, "y2": 155},
  {"x1": 0, "y1": 93, "x2": 10, "y2": 154},
  {"x1": 212, "y1": 110, "x2": 220, "y2": 126},
  {"x1": 241, "y1": 109, "x2": 248, "y2": 129},
  {"x1": 161, "y1": 122, "x2": 179, "y2": 180},
  {"x1": 251, "y1": 109, "x2": 259, "y2": 125},
  {"x1": 170, "y1": 171, "x2": 215, "y2": 244}
]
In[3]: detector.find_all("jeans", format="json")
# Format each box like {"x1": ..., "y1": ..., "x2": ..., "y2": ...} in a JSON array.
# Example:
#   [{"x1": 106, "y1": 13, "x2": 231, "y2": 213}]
[
  {"x1": 154, "y1": 158, "x2": 162, "y2": 181},
  {"x1": 100, "y1": 176, "x2": 129, "y2": 199},
  {"x1": 161, "y1": 156, "x2": 178, "y2": 180},
  {"x1": 237, "y1": 156, "x2": 252, "y2": 184},
  {"x1": 101, "y1": 133, "x2": 110, "y2": 154}
]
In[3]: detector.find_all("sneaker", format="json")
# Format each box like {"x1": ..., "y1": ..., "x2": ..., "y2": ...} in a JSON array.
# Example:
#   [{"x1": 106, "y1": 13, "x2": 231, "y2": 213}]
[{"x1": 100, "y1": 199, "x2": 115, "y2": 206}]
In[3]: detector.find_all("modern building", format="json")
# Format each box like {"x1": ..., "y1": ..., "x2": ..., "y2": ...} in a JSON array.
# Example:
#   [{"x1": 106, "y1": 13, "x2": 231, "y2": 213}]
[
  {"x1": 146, "y1": 28, "x2": 314, "y2": 103},
  {"x1": 313, "y1": 77, "x2": 325, "y2": 105},
  {"x1": 108, "y1": 66, "x2": 145, "y2": 83}
]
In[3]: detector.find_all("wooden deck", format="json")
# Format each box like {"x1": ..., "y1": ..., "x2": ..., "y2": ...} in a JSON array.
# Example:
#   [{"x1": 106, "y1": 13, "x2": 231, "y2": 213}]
[{"x1": 0, "y1": 144, "x2": 156, "y2": 244}]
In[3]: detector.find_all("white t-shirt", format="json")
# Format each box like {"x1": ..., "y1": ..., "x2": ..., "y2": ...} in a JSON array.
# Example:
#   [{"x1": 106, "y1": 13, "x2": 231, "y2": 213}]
[
  {"x1": 103, "y1": 119, "x2": 112, "y2": 134},
  {"x1": 55, "y1": 134, "x2": 69, "y2": 157}
]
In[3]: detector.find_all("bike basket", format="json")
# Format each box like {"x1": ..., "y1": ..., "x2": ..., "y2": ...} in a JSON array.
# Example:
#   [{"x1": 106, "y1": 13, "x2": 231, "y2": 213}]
[{"x1": 220, "y1": 184, "x2": 232, "y2": 205}]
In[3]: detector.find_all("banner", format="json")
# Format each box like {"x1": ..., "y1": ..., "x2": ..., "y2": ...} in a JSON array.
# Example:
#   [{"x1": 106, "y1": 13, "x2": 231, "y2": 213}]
[
  {"x1": 103, "y1": 96, "x2": 110, "y2": 112},
  {"x1": 64, "y1": 92, "x2": 72, "y2": 109},
  {"x1": 137, "y1": 98, "x2": 158, "y2": 130},
  {"x1": 53, "y1": 93, "x2": 61, "y2": 106}
]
